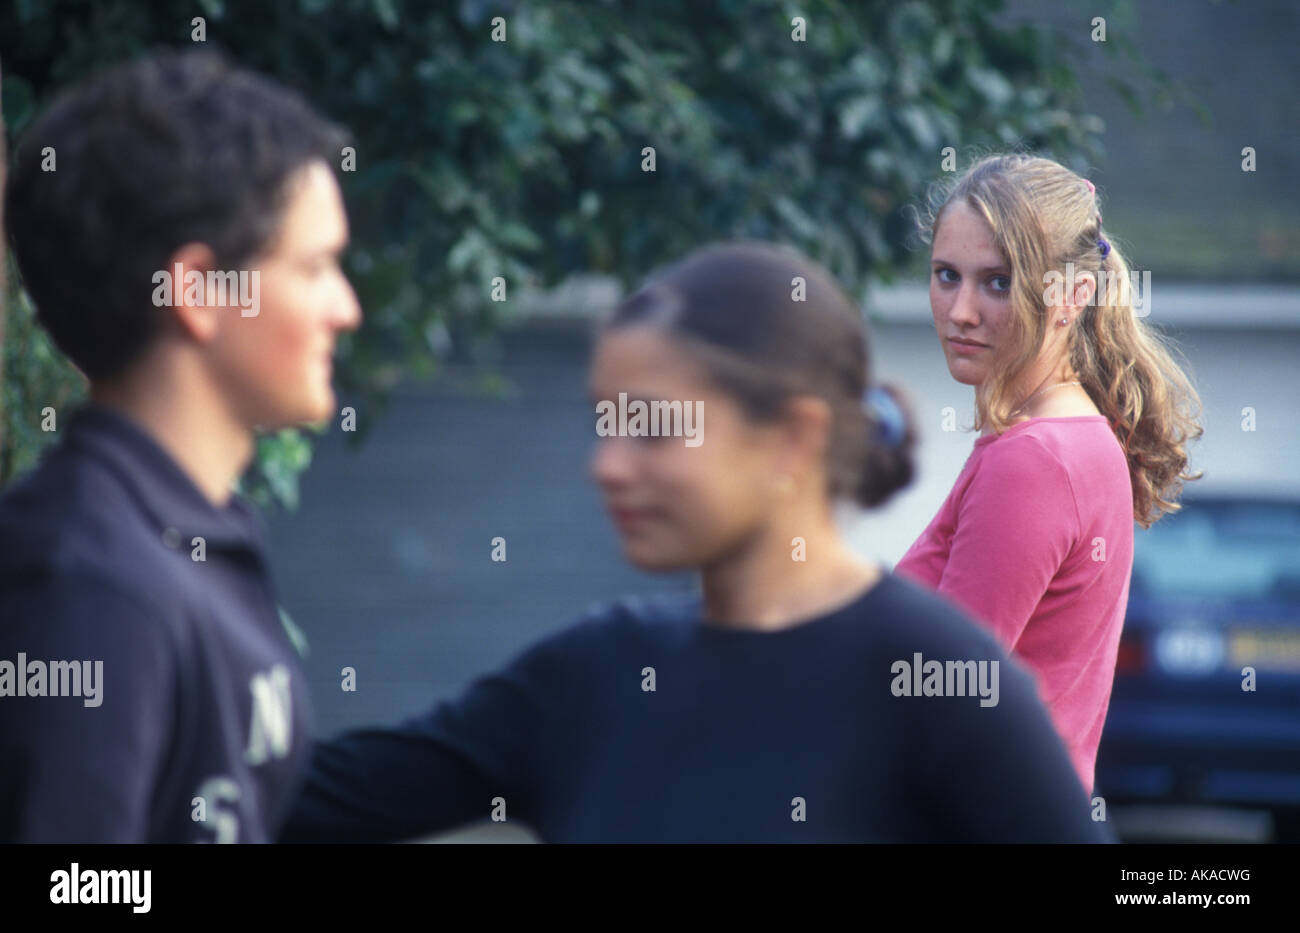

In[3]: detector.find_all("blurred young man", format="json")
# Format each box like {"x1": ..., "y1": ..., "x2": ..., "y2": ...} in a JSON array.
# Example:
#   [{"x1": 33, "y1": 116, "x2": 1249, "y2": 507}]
[{"x1": 0, "y1": 50, "x2": 361, "y2": 841}]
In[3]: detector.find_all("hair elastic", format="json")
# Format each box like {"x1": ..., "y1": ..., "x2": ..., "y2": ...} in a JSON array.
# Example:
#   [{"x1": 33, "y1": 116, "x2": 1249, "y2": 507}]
[{"x1": 864, "y1": 386, "x2": 905, "y2": 450}]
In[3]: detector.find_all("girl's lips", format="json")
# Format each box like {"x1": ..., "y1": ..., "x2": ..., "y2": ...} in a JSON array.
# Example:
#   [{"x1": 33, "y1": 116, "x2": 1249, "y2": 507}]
[
  {"x1": 609, "y1": 506, "x2": 653, "y2": 529},
  {"x1": 948, "y1": 337, "x2": 988, "y2": 354}
]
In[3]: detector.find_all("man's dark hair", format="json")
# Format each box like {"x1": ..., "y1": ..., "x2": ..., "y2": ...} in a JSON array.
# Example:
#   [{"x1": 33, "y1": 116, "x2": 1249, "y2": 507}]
[{"x1": 5, "y1": 49, "x2": 350, "y2": 381}]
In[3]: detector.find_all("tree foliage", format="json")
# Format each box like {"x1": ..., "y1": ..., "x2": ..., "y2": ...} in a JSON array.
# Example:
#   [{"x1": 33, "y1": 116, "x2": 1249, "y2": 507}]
[{"x1": 1, "y1": 0, "x2": 1129, "y2": 506}]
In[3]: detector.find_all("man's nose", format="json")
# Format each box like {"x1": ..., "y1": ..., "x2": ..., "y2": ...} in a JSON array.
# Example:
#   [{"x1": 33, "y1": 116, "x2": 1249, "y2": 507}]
[{"x1": 336, "y1": 282, "x2": 362, "y2": 332}]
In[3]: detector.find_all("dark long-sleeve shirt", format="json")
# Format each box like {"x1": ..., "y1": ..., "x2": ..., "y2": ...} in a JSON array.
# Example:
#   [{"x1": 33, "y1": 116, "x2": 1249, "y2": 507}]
[
  {"x1": 0, "y1": 405, "x2": 312, "y2": 842},
  {"x1": 282, "y1": 574, "x2": 1111, "y2": 843}
]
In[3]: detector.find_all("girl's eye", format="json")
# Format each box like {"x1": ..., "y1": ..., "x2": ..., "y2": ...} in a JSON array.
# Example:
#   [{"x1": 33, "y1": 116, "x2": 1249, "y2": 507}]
[
  {"x1": 934, "y1": 268, "x2": 958, "y2": 284},
  {"x1": 989, "y1": 275, "x2": 1011, "y2": 293}
]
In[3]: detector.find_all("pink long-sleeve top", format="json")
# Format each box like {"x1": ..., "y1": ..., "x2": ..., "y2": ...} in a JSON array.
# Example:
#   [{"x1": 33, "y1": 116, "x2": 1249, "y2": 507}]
[{"x1": 894, "y1": 415, "x2": 1135, "y2": 793}]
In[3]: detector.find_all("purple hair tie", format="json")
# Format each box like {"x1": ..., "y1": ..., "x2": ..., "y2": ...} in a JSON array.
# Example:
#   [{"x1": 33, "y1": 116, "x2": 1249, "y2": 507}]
[{"x1": 1098, "y1": 237, "x2": 1111, "y2": 259}]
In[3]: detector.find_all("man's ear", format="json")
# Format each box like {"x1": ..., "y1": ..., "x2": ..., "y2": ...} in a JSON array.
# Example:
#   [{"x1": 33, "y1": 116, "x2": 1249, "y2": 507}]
[{"x1": 159, "y1": 242, "x2": 222, "y2": 343}]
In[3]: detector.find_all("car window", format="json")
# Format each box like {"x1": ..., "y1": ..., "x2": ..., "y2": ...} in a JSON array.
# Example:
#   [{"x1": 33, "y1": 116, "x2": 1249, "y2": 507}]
[{"x1": 1132, "y1": 501, "x2": 1300, "y2": 602}]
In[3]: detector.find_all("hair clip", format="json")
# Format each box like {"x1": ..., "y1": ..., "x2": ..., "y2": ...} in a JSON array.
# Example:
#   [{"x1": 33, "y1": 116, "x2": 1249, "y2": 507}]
[{"x1": 864, "y1": 386, "x2": 905, "y2": 450}]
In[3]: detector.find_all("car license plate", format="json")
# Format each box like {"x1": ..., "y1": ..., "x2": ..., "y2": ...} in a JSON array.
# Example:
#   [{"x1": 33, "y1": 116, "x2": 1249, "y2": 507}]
[{"x1": 1228, "y1": 629, "x2": 1300, "y2": 672}]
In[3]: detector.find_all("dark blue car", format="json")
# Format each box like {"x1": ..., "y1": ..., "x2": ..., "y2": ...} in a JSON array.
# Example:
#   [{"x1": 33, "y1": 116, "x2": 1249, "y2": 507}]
[{"x1": 1095, "y1": 491, "x2": 1300, "y2": 842}]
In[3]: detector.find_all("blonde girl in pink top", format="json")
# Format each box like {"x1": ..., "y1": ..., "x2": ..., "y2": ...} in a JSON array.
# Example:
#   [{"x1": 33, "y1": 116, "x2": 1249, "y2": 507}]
[{"x1": 895, "y1": 154, "x2": 1203, "y2": 793}]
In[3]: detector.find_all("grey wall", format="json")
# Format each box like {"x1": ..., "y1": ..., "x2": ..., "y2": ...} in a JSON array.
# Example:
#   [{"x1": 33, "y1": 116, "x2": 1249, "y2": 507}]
[{"x1": 267, "y1": 318, "x2": 1300, "y2": 739}]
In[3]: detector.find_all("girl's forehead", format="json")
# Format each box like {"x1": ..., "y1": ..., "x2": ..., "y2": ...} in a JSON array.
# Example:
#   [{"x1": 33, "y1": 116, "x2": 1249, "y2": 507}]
[
  {"x1": 937, "y1": 201, "x2": 995, "y2": 237},
  {"x1": 590, "y1": 330, "x2": 708, "y2": 387},
  {"x1": 934, "y1": 209, "x2": 1005, "y2": 261},
  {"x1": 596, "y1": 328, "x2": 689, "y2": 365}
]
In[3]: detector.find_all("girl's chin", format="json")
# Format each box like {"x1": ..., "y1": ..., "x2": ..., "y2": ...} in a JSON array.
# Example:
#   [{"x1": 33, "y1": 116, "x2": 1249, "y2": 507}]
[
  {"x1": 622, "y1": 541, "x2": 692, "y2": 573},
  {"x1": 946, "y1": 362, "x2": 986, "y2": 386}
]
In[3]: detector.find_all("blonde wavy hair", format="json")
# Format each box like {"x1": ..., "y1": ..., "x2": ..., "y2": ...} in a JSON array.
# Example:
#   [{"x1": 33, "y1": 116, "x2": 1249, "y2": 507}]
[{"x1": 918, "y1": 153, "x2": 1203, "y2": 528}]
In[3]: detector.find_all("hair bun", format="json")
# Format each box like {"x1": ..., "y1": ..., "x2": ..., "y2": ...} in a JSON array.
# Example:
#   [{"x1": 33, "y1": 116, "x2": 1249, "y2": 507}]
[{"x1": 856, "y1": 382, "x2": 916, "y2": 508}]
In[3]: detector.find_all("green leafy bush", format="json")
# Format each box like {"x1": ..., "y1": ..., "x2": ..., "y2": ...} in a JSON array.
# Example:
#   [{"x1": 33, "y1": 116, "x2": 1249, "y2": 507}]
[{"x1": 2, "y1": 0, "x2": 1130, "y2": 505}]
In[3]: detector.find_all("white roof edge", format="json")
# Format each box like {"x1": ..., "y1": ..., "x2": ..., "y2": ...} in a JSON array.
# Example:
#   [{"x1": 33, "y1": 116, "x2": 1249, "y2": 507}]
[
  {"x1": 504, "y1": 276, "x2": 1300, "y2": 329},
  {"x1": 866, "y1": 282, "x2": 1300, "y2": 328}
]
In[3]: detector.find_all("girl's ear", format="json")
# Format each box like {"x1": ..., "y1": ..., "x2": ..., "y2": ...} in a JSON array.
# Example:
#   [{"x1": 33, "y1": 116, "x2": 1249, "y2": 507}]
[
  {"x1": 1070, "y1": 270, "x2": 1097, "y2": 312},
  {"x1": 777, "y1": 394, "x2": 833, "y2": 479}
]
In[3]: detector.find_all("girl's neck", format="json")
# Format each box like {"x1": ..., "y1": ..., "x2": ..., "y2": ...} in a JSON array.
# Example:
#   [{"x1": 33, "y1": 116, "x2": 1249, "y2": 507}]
[
  {"x1": 979, "y1": 363, "x2": 1098, "y2": 435},
  {"x1": 698, "y1": 516, "x2": 881, "y2": 632}
]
